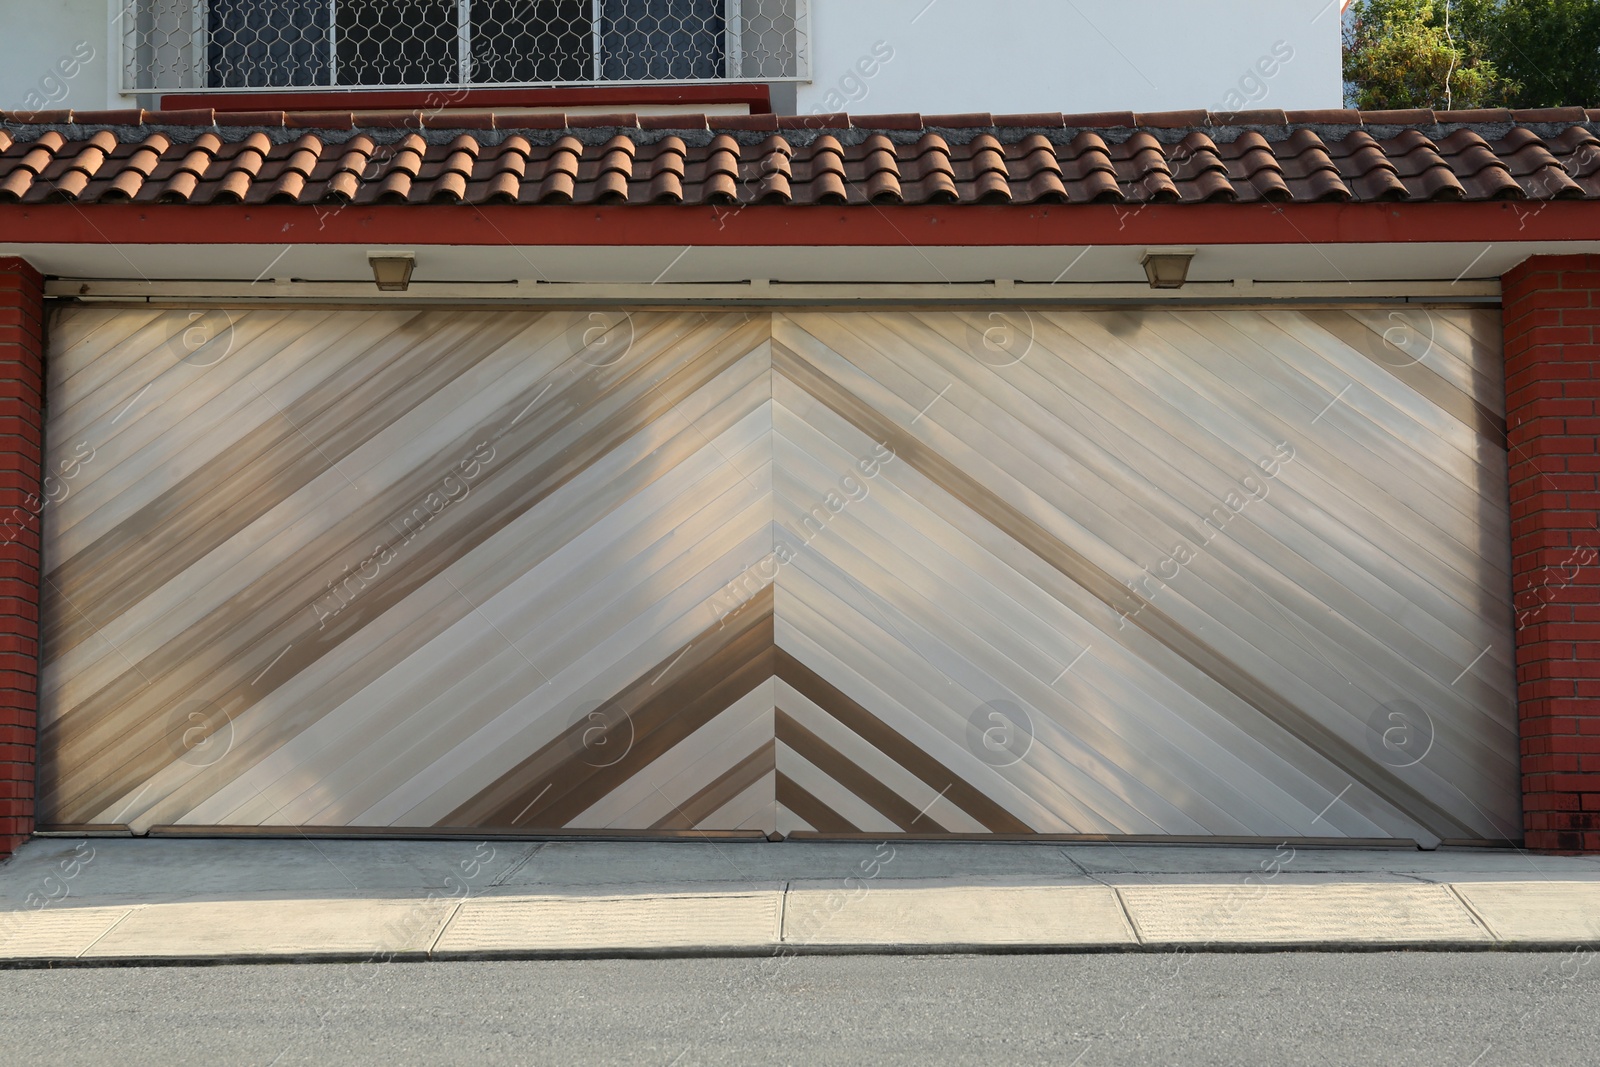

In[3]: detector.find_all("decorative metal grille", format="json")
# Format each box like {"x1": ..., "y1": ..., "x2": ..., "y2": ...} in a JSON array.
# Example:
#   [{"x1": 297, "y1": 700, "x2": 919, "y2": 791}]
[{"x1": 122, "y1": 0, "x2": 807, "y2": 92}]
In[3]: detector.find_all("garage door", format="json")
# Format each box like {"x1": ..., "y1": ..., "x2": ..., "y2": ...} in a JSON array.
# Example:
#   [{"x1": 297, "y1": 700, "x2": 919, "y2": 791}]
[{"x1": 36, "y1": 305, "x2": 1516, "y2": 846}]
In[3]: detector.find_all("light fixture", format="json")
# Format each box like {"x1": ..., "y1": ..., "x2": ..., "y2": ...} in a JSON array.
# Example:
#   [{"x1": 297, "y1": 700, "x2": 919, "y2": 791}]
[
  {"x1": 1140, "y1": 248, "x2": 1195, "y2": 290},
  {"x1": 367, "y1": 252, "x2": 416, "y2": 292}
]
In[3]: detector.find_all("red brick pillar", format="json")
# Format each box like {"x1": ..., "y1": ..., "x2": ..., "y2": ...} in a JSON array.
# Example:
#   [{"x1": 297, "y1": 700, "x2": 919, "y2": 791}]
[
  {"x1": 0, "y1": 258, "x2": 44, "y2": 860},
  {"x1": 1505, "y1": 253, "x2": 1600, "y2": 853}
]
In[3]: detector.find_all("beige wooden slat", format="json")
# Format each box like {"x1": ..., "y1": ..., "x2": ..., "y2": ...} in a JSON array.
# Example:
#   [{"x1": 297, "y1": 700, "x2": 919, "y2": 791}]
[
  {"x1": 373, "y1": 519, "x2": 779, "y2": 829},
  {"x1": 775, "y1": 741, "x2": 903, "y2": 835},
  {"x1": 38, "y1": 306, "x2": 1516, "y2": 844},
  {"x1": 828, "y1": 311, "x2": 1506, "y2": 701},
  {"x1": 705, "y1": 770, "x2": 778, "y2": 833},
  {"x1": 46, "y1": 310, "x2": 384, "y2": 564},
  {"x1": 596, "y1": 681, "x2": 774, "y2": 829},
  {"x1": 1032, "y1": 310, "x2": 1497, "y2": 576},
  {"x1": 46, "y1": 313, "x2": 772, "y2": 824},
  {"x1": 71, "y1": 332, "x2": 766, "y2": 732},
  {"x1": 172, "y1": 395, "x2": 771, "y2": 828},
  {"x1": 912, "y1": 309, "x2": 1512, "y2": 627},
  {"x1": 284, "y1": 458, "x2": 775, "y2": 826},
  {"x1": 773, "y1": 329, "x2": 1487, "y2": 842},
  {"x1": 121, "y1": 374, "x2": 777, "y2": 825},
  {"x1": 774, "y1": 414, "x2": 1319, "y2": 836}
]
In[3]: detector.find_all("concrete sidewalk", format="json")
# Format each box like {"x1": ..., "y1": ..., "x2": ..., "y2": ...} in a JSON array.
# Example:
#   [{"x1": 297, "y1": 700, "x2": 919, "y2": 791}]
[{"x1": 2, "y1": 837, "x2": 1598, "y2": 964}]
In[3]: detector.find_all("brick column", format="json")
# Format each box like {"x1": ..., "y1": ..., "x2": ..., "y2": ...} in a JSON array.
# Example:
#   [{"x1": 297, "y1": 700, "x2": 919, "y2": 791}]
[
  {"x1": 0, "y1": 258, "x2": 44, "y2": 860},
  {"x1": 1505, "y1": 254, "x2": 1600, "y2": 853}
]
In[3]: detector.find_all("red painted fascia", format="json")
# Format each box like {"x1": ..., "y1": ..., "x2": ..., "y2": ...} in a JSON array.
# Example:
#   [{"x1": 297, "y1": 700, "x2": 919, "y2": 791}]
[
  {"x1": 161, "y1": 84, "x2": 773, "y2": 114},
  {"x1": 1, "y1": 201, "x2": 1597, "y2": 248}
]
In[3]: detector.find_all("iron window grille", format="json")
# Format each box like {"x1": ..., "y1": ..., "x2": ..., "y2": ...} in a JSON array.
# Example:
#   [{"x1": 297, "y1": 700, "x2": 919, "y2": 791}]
[{"x1": 121, "y1": 0, "x2": 808, "y2": 92}]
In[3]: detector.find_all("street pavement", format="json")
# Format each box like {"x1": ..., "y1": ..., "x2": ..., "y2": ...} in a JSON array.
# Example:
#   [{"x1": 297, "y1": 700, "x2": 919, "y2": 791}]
[
  {"x1": 1, "y1": 953, "x2": 1595, "y2": 1066},
  {"x1": 3, "y1": 837, "x2": 1599, "y2": 962}
]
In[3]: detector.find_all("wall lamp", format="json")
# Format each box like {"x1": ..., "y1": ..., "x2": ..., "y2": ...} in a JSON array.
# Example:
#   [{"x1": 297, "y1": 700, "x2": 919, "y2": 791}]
[
  {"x1": 1141, "y1": 248, "x2": 1195, "y2": 290},
  {"x1": 368, "y1": 252, "x2": 416, "y2": 292}
]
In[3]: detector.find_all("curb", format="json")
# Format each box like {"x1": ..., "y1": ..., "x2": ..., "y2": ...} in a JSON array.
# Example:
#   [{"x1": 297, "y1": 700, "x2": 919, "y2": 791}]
[{"x1": 5, "y1": 939, "x2": 1600, "y2": 968}]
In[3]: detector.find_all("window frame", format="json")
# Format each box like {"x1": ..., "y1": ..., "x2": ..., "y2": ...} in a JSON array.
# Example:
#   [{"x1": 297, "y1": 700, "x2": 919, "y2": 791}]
[{"x1": 150, "y1": 0, "x2": 804, "y2": 92}]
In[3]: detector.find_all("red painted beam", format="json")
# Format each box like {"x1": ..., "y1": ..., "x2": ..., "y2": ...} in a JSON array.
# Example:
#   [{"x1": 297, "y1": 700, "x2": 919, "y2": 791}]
[
  {"x1": 161, "y1": 84, "x2": 773, "y2": 114},
  {"x1": 0, "y1": 201, "x2": 1597, "y2": 248}
]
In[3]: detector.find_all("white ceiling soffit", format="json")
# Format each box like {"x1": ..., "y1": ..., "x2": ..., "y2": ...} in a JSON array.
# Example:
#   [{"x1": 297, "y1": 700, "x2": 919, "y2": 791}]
[{"x1": 9, "y1": 240, "x2": 1593, "y2": 295}]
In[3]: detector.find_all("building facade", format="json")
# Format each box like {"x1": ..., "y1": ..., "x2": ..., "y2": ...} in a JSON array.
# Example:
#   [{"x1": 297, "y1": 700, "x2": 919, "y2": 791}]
[
  {"x1": 5, "y1": 1, "x2": 1341, "y2": 118},
  {"x1": 1, "y1": 0, "x2": 1597, "y2": 856}
]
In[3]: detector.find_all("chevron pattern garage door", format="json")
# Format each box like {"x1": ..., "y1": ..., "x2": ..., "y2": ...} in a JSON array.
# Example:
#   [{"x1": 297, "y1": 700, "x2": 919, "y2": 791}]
[{"x1": 36, "y1": 305, "x2": 1516, "y2": 846}]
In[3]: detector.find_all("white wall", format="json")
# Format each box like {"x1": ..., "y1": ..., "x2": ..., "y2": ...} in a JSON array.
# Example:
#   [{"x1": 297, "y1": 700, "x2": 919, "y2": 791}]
[
  {"x1": 0, "y1": 0, "x2": 118, "y2": 111},
  {"x1": 797, "y1": 0, "x2": 1343, "y2": 117},
  {"x1": 0, "y1": 0, "x2": 1342, "y2": 117}
]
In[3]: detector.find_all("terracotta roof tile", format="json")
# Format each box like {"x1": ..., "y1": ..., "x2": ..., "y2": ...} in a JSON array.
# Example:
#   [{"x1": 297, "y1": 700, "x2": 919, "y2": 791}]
[
  {"x1": 640, "y1": 113, "x2": 706, "y2": 131},
  {"x1": 506, "y1": 113, "x2": 572, "y2": 130},
  {"x1": 442, "y1": 111, "x2": 497, "y2": 130},
  {"x1": 1211, "y1": 109, "x2": 1288, "y2": 126},
  {"x1": 1032, "y1": 170, "x2": 1076, "y2": 201},
  {"x1": 717, "y1": 114, "x2": 780, "y2": 132},
  {"x1": 847, "y1": 113, "x2": 924, "y2": 130},
  {"x1": 9, "y1": 110, "x2": 71, "y2": 124},
  {"x1": 145, "y1": 109, "x2": 215, "y2": 126},
  {"x1": 570, "y1": 113, "x2": 639, "y2": 129},
  {"x1": 473, "y1": 170, "x2": 517, "y2": 202},
  {"x1": 926, "y1": 113, "x2": 994, "y2": 128},
  {"x1": 1062, "y1": 112, "x2": 1132, "y2": 129},
  {"x1": 1136, "y1": 109, "x2": 1210, "y2": 128},
  {"x1": 359, "y1": 110, "x2": 427, "y2": 130},
  {"x1": 1513, "y1": 106, "x2": 1588, "y2": 123},
  {"x1": 1285, "y1": 108, "x2": 1363, "y2": 125},
  {"x1": 219, "y1": 110, "x2": 289, "y2": 127},
  {"x1": 4, "y1": 108, "x2": 1600, "y2": 207},
  {"x1": 1436, "y1": 108, "x2": 1514, "y2": 124},
  {"x1": 72, "y1": 109, "x2": 146, "y2": 126},
  {"x1": 779, "y1": 113, "x2": 847, "y2": 130},
  {"x1": 1361, "y1": 109, "x2": 1437, "y2": 125},
  {"x1": 284, "y1": 111, "x2": 353, "y2": 130}
]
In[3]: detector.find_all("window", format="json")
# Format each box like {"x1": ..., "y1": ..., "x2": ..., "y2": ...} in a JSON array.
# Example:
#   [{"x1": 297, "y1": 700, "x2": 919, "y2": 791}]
[
  {"x1": 472, "y1": 1, "x2": 594, "y2": 84},
  {"x1": 207, "y1": 0, "x2": 330, "y2": 88},
  {"x1": 336, "y1": 0, "x2": 462, "y2": 87},
  {"x1": 168, "y1": 0, "x2": 798, "y2": 90},
  {"x1": 601, "y1": 0, "x2": 725, "y2": 81}
]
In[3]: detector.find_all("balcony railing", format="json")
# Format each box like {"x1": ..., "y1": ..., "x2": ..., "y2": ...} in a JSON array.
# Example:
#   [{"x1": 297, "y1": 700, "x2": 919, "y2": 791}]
[{"x1": 121, "y1": 0, "x2": 808, "y2": 92}]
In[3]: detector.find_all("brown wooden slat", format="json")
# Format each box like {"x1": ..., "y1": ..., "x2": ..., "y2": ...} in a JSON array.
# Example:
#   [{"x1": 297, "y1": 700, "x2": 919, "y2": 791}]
[
  {"x1": 446, "y1": 585, "x2": 775, "y2": 828},
  {"x1": 776, "y1": 772, "x2": 860, "y2": 835},
  {"x1": 776, "y1": 707, "x2": 948, "y2": 833},
  {"x1": 774, "y1": 649, "x2": 1029, "y2": 834},
  {"x1": 650, "y1": 740, "x2": 774, "y2": 831}
]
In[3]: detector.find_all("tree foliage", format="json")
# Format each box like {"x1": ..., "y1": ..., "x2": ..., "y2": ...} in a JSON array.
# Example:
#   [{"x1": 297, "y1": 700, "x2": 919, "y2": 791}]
[
  {"x1": 1344, "y1": 0, "x2": 1600, "y2": 110},
  {"x1": 1457, "y1": 0, "x2": 1600, "y2": 108},
  {"x1": 1343, "y1": 0, "x2": 1510, "y2": 109}
]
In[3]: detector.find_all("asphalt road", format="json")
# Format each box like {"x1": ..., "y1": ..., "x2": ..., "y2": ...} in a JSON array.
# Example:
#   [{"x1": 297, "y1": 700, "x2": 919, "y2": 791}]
[{"x1": 2, "y1": 952, "x2": 1595, "y2": 1066}]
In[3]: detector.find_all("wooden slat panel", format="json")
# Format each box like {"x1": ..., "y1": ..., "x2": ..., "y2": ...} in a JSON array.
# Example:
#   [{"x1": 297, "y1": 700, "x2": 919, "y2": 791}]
[{"x1": 37, "y1": 306, "x2": 1517, "y2": 843}]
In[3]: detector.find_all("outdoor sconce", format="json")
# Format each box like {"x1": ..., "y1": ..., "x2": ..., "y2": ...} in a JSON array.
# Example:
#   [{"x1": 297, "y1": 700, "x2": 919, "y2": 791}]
[
  {"x1": 1141, "y1": 248, "x2": 1195, "y2": 290},
  {"x1": 368, "y1": 252, "x2": 416, "y2": 292}
]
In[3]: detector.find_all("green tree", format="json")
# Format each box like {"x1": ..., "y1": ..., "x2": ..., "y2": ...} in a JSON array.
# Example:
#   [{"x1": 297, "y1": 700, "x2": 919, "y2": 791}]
[
  {"x1": 1454, "y1": 0, "x2": 1600, "y2": 107},
  {"x1": 1344, "y1": 0, "x2": 1513, "y2": 109}
]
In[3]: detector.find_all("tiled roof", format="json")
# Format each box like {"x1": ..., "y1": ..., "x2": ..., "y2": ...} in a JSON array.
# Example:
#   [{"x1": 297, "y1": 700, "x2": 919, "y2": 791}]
[{"x1": 3, "y1": 106, "x2": 1600, "y2": 207}]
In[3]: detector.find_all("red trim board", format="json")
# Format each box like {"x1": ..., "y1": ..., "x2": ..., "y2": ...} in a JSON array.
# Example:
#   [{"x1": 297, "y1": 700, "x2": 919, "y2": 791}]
[{"x1": 161, "y1": 84, "x2": 773, "y2": 114}]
